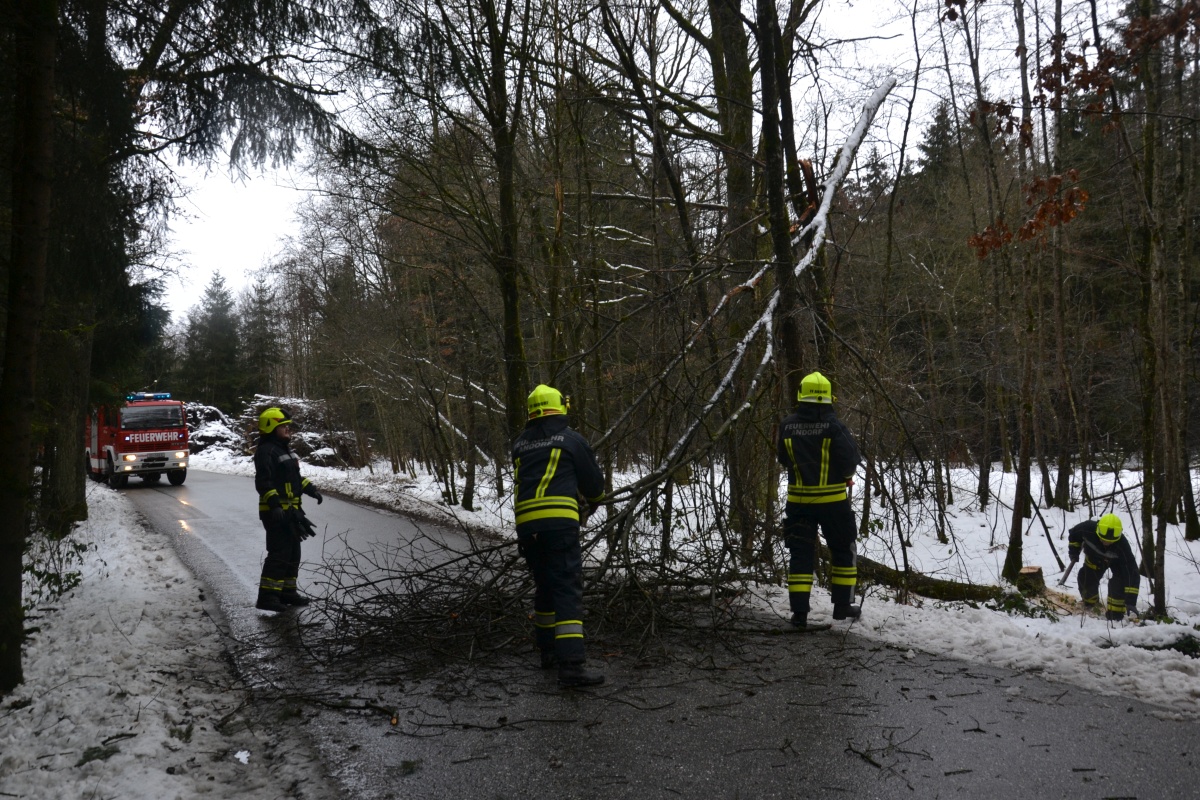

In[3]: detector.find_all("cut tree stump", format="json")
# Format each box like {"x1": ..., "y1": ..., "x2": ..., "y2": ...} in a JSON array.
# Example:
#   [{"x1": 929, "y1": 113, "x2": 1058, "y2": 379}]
[{"x1": 1016, "y1": 566, "x2": 1046, "y2": 595}]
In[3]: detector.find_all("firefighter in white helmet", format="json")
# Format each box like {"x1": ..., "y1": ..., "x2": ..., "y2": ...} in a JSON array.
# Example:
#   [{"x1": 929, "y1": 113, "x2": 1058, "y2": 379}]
[{"x1": 777, "y1": 371, "x2": 862, "y2": 628}]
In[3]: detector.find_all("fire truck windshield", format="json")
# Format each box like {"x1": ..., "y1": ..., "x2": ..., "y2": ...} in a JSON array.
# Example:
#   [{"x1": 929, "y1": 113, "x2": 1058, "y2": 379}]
[{"x1": 120, "y1": 405, "x2": 184, "y2": 430}]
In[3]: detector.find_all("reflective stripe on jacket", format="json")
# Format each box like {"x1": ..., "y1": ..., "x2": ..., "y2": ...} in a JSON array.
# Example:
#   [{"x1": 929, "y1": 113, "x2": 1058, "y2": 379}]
[
  {"x1": 777, "y1": 404, "x2": 861, "y2": 506},
  {"x1": 1067, "y1": 520, "x2": 1141, "y2": 604},
  {"x1": 512, "y1": 415, "x2": 605, "y2": 532},
  {"x1": 254, "y1": 435, "x2": 311, "y2": 516}
]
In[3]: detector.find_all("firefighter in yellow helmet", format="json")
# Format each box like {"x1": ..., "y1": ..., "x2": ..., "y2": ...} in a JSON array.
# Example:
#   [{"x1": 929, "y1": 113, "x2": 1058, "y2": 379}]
[
  {"x1": 1067, "y1": 513, "x2": 1140, "y2": 620},
  {"x1": 253, "y1": 407, "x2": 324, "y2": 613},
  {"x1": 777, "y1": 372, "x2": 862, "y2": 627},
  {"x1": 512, "y1": 384, "x2": 607, "y2": 687}
]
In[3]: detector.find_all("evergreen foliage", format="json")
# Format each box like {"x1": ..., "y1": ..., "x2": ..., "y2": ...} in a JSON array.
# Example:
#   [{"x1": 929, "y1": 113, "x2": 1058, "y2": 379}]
[
  {"x1": 178, "y1": 273, "x2": 245, "y2": 413},
  {"x1": 0, "y1": 0, "x2": 342, "y2": 691},
  {"x1": 238, "y1": 276, "x2": 281, "y2": 396}
]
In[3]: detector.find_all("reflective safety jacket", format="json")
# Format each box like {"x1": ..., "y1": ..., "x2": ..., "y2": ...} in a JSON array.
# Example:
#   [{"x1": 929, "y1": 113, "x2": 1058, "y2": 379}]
[
  {"x1": 1068, "y1": 520, "x2": 1140, "y2": 599},
  {"x1": 255, "y1": 434, "x2": 318, "y2": 519},
  {"x1": 777, "y1": 403, "x2": 861, "y2": 505},
  {"x1": 512, "y1": 415, "x2": 605, "y2": 533}
]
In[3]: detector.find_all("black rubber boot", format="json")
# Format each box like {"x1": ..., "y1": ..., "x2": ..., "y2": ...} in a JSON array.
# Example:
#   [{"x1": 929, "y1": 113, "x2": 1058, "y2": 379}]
[
  {"x1": 558, "y1": 662, "x2": 605, "y2": 688},
  {"x1": 791, "y1": 612, "x2": 808, "y2": 628},
  {"x1": 540, "y1": 651, "x2": 558, "y2": 670},
  {"x1": 255, "y1": 592, "x2": 287, "y2": 613},
  {"x1": 280, "y1": 593, "x2": 311, "y2": 607},
  {"x1": 832, "y1": 604, "x2": 861, "y2": 620}
]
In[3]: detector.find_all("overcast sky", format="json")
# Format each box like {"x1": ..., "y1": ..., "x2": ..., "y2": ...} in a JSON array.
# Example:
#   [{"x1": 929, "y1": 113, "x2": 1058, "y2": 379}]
[{"x1": 162, "y1": 164, "x2": 309, "y2": 324}]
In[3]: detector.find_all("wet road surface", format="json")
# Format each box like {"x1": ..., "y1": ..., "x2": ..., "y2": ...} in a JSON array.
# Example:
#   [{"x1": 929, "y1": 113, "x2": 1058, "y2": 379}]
[{"x1": 304, "y1": 624, "x2": 1198, "y2": 799}]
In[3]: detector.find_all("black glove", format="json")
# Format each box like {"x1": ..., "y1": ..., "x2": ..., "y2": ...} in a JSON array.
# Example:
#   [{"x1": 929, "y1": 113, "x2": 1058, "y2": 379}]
[
  {"x1": 269, "y1": 506, "x2": 286, "y2": 526},
  {"x1": 310, "y1": 488, "x2": 323, "y2": 505},
  {"x1": 1105, "y1": 609, "x2": 1124, "y2": 622},
  {"x1": 289, "y1": 508, "x2": 318, "y2": 541}
]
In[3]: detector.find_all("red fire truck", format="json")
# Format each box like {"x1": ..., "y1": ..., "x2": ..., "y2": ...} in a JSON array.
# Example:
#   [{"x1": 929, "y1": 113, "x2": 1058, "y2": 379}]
[{"x1": 85, "y1": 392, "x2": 189, "y2": 487}]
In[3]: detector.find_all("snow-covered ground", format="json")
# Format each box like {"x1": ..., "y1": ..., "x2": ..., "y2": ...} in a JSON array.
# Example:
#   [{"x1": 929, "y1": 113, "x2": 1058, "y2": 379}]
[
  {"x1": 0, "y1": 481, "x2": 337, "y2": 799},
  {"x1": 4, "y1": 440, "x2": 1200, "y2": 799}
]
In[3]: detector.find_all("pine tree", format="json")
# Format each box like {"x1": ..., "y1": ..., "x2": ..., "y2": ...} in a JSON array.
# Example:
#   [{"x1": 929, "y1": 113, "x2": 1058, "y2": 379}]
[
  {"x1": 238, "y1": 276, "x2": 280, "y2": 397},
  {"x1": 1, "y1": 0, "x2": 342, "y2": 696},
  {"x1": 916, "y1": 100, "x2": 957, "y2": 176},
  {"x1": 180, "y1": 273, "x2": 244, "y2": 412}
]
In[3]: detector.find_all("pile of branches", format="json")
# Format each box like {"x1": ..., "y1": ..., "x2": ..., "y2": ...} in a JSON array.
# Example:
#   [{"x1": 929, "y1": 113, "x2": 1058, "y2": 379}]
[{"x1": 294, "y1": 522, "x2": 780, "y2": 684}]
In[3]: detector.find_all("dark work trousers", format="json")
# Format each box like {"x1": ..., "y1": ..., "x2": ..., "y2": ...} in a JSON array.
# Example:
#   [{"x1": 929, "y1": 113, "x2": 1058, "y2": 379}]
[
  {"x1": 518, "y1": 527, "x2": 587, "y2": 664},
  {"x1": 784, "y1": 499, "x2": 858, "y2": 614},
  {"x1": 1077, "y1": 561, "x2": 1127, "y2": 613},
  {"x1": 260, "y1": 516, "x2": 302, "y2": 597}
]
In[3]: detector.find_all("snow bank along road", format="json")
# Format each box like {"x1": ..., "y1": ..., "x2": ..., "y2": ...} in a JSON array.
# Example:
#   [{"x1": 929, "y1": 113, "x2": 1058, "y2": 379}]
[{"x1": 0, "y1": 482, "x2": 338, "y2": 800}]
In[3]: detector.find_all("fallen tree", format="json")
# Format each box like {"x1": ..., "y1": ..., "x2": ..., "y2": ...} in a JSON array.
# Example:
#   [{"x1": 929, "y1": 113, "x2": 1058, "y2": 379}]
[{"x1": 853, "y1": 552, "x2": 1003, "y2": 603}]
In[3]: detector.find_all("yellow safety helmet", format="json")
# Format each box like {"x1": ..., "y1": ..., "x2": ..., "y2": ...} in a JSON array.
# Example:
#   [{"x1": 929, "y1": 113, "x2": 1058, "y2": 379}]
[
  {"x1": 527, "y1": 384, "x2": 568, "y2": 419},
  {"x1": 1096, "y1": 513, "x2": 1123, "y2": 544},
  {"x1": 797, "y1": 371, "x2": 834, "y2": 404},
  {"x1": 258, "y1": 407, "x2": 293, "y2": 434}
]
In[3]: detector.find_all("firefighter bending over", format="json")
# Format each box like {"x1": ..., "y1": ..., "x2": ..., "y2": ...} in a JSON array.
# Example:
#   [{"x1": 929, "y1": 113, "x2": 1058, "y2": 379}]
[
  {"x1": 254, "y1": 407, "x2": 323, "y2": 613},
  {"x1": 512, "y1": 384, "x2": 607, "y2": 688},
  {"x1": 777, "y1": 371, "x2": 862, "y2": 628},
  {"x1": 1068, "y1": 514, "x2": 1140, "y2": 621}
]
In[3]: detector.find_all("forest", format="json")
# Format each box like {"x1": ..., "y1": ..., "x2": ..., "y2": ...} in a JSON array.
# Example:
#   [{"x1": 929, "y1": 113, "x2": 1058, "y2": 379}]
[{"x1": 2, "y1": 0, "x2": 1198, "y2": 692}]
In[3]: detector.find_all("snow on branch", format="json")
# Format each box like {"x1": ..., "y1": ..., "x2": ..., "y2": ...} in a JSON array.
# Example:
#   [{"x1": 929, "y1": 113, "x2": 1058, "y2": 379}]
[
  {"x1": 603, "y1": 80, "x2": 898, "y2": 500},
  {"x1": 791, "y1": 78, "x2": 898, "y2": 276},
  {"x1": 342, "y1": 351, "x2": 497, "y2": 466}
]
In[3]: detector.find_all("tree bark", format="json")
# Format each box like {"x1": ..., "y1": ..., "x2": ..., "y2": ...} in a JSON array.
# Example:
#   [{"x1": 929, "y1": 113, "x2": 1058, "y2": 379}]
[
  {"x1": 481, "y1": 0, "x2": 530, "y2": 436},
  {"x1": 38, "y1": 323, "x2": 94, "y2": 539},
  {"x1": 709, "y1": 0, "x2": 768, "y2": 562},
  {"x1": 757, "y1": 0, "x2": 805, "y2": 396},
  {"x1": 0, "y1": 0, "x2": 58, "y2": 695},
  {"x1": 822, "y1": 546, "x2": 1002, "y2": 604}
]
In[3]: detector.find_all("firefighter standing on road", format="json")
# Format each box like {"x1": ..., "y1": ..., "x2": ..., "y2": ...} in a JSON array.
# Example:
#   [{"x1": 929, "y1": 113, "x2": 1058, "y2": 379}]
[
  {"x1": 1067, "y1": 514, "x2": 1140, "y2": 621},
  {"x1": 512, "y1": 384, "x2": 607, "y2": 688},
  {"x1": 777, "y1": 371, "x2": 862, "y2": 628},
  {"x1": 254, "y1": 407, "x2": 323, "y2": 613}
]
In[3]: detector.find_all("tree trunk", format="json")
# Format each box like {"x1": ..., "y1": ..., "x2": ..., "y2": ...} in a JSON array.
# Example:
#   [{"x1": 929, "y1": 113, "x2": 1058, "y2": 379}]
[
  {"x1": 461, "y1": 374, "x2": 476, "y2": 512},
  {"x1": 826, "y1": 547, "x2": 1002, "y2": 604},
  {"x1": 38, "y1": 323, "x2": 94, "y2": 538},
  {"x1": 710, "y1": 0, "x2": 767, "y2": 564},
  {"x1": 481, "y1": 0, "x2": 529, "y2": 437},
  {"x1": 1134, "y1": 0, "x2": 1169, "y2": 614},
  {"x1": 0, "y1": 0, "x2": 58, "y2": 695},
  {"x1": 757, "y1": 0, "x2": 804, "y2": 396}
]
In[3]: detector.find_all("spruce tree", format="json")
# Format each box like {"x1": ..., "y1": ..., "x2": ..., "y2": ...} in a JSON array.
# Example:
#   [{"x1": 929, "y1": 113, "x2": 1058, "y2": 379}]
[
  {"x1": 180, "y1": 273, "x2": 244, "y2": 412},
  {"x1": 239, "y1": 276, "x2": 280, "y2": 398}
]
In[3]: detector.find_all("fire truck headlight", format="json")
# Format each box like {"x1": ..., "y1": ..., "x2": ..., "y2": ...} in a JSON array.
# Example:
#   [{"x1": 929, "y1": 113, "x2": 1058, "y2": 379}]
[
  {"x1": 174, "y1": 451, "x2": 187, "y2": 460},
  {"x1": 122, "y1": 454, "x2": 138, "y2": 462}
]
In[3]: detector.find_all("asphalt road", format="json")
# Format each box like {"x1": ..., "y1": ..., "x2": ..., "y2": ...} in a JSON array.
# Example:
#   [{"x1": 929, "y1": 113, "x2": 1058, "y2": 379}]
[
  {"x1": 123, "y1": 469, "x2": 1200, "y2": 800},
  {"x1": 121, "y1": 468, "x2": 461, "y2": 624}
]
